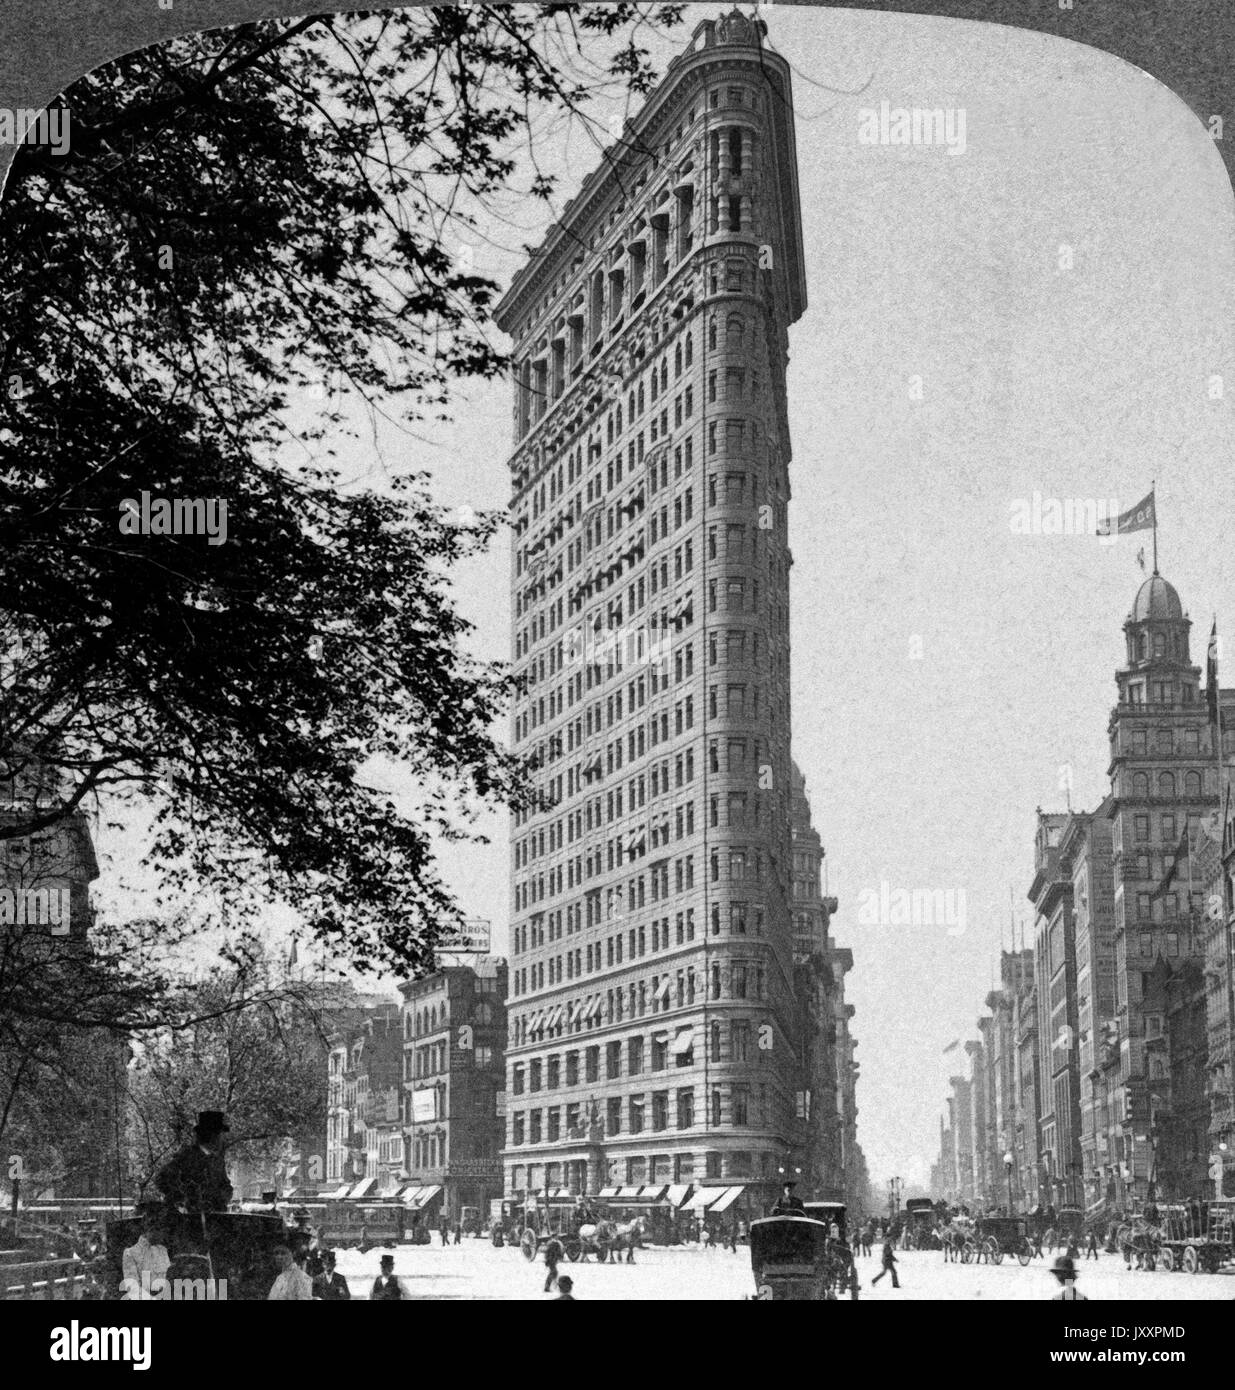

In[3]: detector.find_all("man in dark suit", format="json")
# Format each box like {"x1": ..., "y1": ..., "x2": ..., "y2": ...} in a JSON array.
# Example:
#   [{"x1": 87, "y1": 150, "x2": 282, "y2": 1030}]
[
  {"x1": 771, "y1": 1181, "x2": 806, "y2": 1217},
  {"x1": 156, "y1": 1110, "x2": 233, "y2": 1213}
]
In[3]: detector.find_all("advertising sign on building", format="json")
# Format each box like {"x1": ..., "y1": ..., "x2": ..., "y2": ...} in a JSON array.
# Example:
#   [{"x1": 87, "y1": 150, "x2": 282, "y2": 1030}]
[
  {"x1": 411, "y1": 1089, "x2": 437, "y2": 1124},
  {"x1": 439, "y1": 918, "x2": 491, "y2": 955}
]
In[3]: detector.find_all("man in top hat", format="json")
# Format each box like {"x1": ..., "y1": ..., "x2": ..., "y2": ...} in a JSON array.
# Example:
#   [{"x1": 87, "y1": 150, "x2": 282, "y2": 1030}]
[
  {"x1": 771, "y1": 1181, "x2": 806, "y2": 1217},
  {"x1": 155, "y1": 1110, "x2": 233, "y2": 1213},
  {"x1": 1050, "y1": 1253, "x2": 1087, "y2": 1300}
]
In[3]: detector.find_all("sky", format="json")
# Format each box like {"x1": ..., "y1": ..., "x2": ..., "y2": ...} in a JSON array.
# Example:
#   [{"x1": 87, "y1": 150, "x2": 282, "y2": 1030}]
[{"x1": 92, "y1": 5, "x2": 1235, "y2": 1191}]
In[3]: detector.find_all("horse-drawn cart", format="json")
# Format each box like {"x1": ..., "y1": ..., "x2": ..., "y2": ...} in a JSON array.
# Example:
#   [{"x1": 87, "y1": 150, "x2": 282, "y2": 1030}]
[
  {"x1": 976, "y1": 1215, "x2": 1035, "y2": 1266},
  {"x1": 749, "y1": 1216, "x2": 859, "y2": 1301},
  {"x1": 1152, "y1": 1200, "x2": 1234, "y2": 1274}
]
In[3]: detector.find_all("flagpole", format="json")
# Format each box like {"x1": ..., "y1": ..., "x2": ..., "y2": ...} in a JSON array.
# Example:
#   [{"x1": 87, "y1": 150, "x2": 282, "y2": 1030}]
[{"x1": 1151, "y1": 478, "x2": 1158, "y2": 574}]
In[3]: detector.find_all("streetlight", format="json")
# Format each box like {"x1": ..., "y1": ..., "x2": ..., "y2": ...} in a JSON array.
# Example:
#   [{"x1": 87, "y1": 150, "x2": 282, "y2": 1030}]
[{"x1": 1003, "y1": 1151, "x2": 1014, "y2": 1215}]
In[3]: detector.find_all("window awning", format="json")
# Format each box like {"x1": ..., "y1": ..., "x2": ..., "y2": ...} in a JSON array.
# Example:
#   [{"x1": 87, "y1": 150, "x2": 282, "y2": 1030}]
[
  {"x1": 409, "y1": 1185, "x2": 442, "y2": 1209},
  {"x1": 639, "y1": 1185, "x2": 669, "y2": 1202},
  {"x1": 583, "y1": 996, "x2": 601, "y2": 1021},
  {"x1": 348, "y1": 1178, "x2": 377, "y2": 1199},
  {"x1": 400, "y1": 1186, "x2": 427, "y2": 1206},
  {"x1": 665, "y1": 1184, "x2": 692, "y2": 1209},
  {"x1": 323, "y1": 1184, "x2": 351, "y2": 1200},
  {"x1": 673, "y1": 1025, "x2": 695, "y2": 1056},
  {"x1": 598, "y1": 1186, "x2": 620, "y2": 1198},
  {"x1": 655, "y1": 977, "x2": 673, "y2": 1001},
  {"x1": 682, "y1": 1187, "x2": 724, "y2": 1211},
  {"x1": 546, "y1": 1005, "x2": 565, "y2": 1029},
  {"x1": 707, "y1": 1185, "x2": 746, "y2": 1214}
]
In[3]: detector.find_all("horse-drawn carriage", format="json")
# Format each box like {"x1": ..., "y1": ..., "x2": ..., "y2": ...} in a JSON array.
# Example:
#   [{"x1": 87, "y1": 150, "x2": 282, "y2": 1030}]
[
  {"x1": 1146, "y1": 1200, "x2": 1235, "y2": 1274},
  {"x1": 749, "y1": 1215, "x2": 859, "y2": 1301},
  {"x1": 101, "y1": 1210, "x2": 289, "y2": 1300},
  {"x1": 902, "y1": 1198, "x2": 939, "y2": 1250},
  {"x1": 516, "y1": 1197, "x2": 644, "y2": 1264},
  {"x1": 973, "y1": 1215, "x2": 1035, "y2": 1266}
]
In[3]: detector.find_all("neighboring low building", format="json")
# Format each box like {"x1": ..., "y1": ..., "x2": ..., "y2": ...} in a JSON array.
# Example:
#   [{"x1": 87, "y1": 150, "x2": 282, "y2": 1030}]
[{"x1": 400, "y1": 957, "x2": 507, "y2": 1222}]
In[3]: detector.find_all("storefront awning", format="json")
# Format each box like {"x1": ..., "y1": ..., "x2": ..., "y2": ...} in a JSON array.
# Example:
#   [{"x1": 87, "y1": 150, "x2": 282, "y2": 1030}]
[
  {"x1": 400, "y1": 1186, "x2": 426, "y2": 1205},
  {"x1": 682, "y1": 1187, "x2": 722, "y2": 1211},
  {"x1": 409, "y1": 1185, "x2": 442, "y2": 1209},
  {"x1": 597, "y1": 1186, "x2": 620, "y2": 1198},
  {"x1": 323, "y1": 1184, "x2": 351, "y2": 1200},
  {"x1": 638, "y1": 1185, "x2": 668, "y2": 1202},
  {"x1": 348, "y1": 1178, "x2": 377, "y2": 1199},
  {"x1": 707, "y1": 1185, "x2": 746, "y2": 1214},
  {"x1": 665, "y1": 1184, "x2": 692, "y2": 1209}
]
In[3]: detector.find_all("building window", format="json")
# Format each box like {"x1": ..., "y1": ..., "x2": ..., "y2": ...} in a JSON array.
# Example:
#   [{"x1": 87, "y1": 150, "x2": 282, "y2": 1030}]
[
  {"x1": 629, "y1": 1095, "x2": 645, "y2": 1134},
  {"x1": 652, "y1": 1091, "x2": 669, "y2": 1131},
  {"x1": 677, "y1": 1088, "x2": 695, "y2": 1129},
  {"x1": 606, "y1": 1097, "x2": 621, "y2": 1136}
]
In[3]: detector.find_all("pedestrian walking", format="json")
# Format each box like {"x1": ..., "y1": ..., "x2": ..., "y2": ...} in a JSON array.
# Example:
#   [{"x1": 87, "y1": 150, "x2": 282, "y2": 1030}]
[
  {"x1": 453, "y1": 1219, "x2": 462, "y2": 1246},
  {"x1": 1042, "y1": 1225, "x2": 1056, "y2": 1255},
  {"x1": 313, "y1": 1250, "x2": 351, "y2": 1301},
  {"x1": 1085, "y1": 1231, "x2": 1099, "y2": 1261},
  {"x1": 1050, "y1": 1254, "x2": 1087, "y2": 1300},
  {"x1": 370, "y1": 1253, "x2": 411, "y2": 1300},
  {"x1": 554, "y1": 1275, "x2": 575, "y2": 1301},
  {"x1": 870, "y1": 1239, "x2": 900, "y2": 1289},
  {"x1": 543, "y1": 1235, "x2": 565, "y2": 1292},
  {"x1": 268, "y1": 1245, "x2": 315, "y2": 1300},
  {"x1": 726, "y1": 1220, "x2": 738, "y2": 1253}
]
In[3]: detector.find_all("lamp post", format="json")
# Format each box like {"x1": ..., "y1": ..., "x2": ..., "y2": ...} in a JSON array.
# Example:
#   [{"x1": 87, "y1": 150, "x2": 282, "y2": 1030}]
[{"x1": 1003, "y1": 1151, "x2": 1014, "y2": 1215}]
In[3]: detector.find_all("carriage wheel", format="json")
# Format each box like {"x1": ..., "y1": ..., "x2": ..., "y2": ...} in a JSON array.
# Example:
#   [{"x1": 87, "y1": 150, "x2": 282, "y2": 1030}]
[
  {"x1": 961, "y1": 1241, "x2": 975, "y2": 1264},
  {"x1": 988, "y1": 1241, "x2": 1004, "y2": 1265},
  {"x1": 520, "y1": 1229, "x2": 537, "y2": 1262},
  {"x1": 1017, "y1": 1240, "x2": 1032, "y2": 1267},
  {"x1": 564, "y1": 1237, "x2": 583, "y2": 1263},
  {"x1": 594, "y1": 1239, "x2": 609, "y2": 1264},
  {"x1": 1181, "y1": 1245, "x2": 1198, "y2": 1274},
  {"x1": 1156, "y1": 1246, "x2": 1174, "y2": 1273}
]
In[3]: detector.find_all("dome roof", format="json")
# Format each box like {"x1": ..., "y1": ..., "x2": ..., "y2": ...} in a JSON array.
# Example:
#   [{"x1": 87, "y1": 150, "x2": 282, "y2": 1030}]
[{"x1": 1130, "y1": 574, "x2": 1183, "y2": 623}]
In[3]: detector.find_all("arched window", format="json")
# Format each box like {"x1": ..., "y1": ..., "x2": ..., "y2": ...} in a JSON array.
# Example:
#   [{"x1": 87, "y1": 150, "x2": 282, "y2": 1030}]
[
  {"x1": 1157, "y1": 772, "x2": 1175, "y2": 798},
  {"x1": 1185, "y1": 771, "x2": 1202, "y2": 796},
  {"x1": 725, "y1": 313, "x2": 745, "y2": 345},
  {"x1": 1136, "y1": 634, "x2": 1147, "y2": 660},
  {"x1": 1131, "y1": 772, "x2": 1149, "y2": 798},
  {"x1": 1153, "y1": 633, "x2": 1166, "y2": 658}
]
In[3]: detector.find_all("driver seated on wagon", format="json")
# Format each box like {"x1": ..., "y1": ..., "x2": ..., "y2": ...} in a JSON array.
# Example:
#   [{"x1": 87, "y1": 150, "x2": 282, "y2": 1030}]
[{"x1": 771, "y1": 1181, "x2": 807, "y2": 1217}]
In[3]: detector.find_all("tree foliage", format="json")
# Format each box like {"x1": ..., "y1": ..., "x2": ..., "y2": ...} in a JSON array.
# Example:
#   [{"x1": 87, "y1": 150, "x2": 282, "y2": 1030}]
[{"x1": 0, "y1": 4, "x2": 683, "y2": 976}]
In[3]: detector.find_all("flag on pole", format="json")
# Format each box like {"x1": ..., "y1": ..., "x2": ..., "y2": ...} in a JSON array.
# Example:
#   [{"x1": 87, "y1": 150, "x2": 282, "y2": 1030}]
[
  {"x1": 1096, "y1": 488, "x2": 1155, "y2": 536},
  {"x1": 942, "y1": 1039, "x2": 960, "y2": 1054},
  {"x1": 1206, "y1": 619, "x2": 1220, "y2": 728}
]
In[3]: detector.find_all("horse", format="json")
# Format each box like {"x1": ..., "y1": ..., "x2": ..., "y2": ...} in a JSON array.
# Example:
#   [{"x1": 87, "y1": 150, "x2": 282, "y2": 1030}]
[
  {"x1": 595, "y1": 1216, "x2": 645, "y2": 1263},
  {"x1": 940, "y1": 1219, "x2": 971, "y2": 1263}
]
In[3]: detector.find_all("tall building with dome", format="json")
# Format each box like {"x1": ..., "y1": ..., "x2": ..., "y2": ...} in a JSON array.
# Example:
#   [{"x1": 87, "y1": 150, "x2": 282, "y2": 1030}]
[
  {"x1": 1105, "y1": 572, "x2": 1235, "y2": 1203},
  {"x1": 494, "y1": 11, "x2": 809, "y2": 1212}
]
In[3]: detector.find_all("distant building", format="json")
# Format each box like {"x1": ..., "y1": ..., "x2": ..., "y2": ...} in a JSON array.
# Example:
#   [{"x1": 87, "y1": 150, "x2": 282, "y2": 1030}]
[
  {"x1": 399, "y1": 957, "x2": 507, "y2": 1221},
  {"x1": 325, "y1": 1000, "x2": 402, "y2": 1195},
  {"x1": 1029, "y1": 810, "x2": 1083, "y2": 1208},
  {"x1": 1203, "y1": 784, "x2": 1235, "y2": 1193},
  {"x1": 1105, "y1": 572, "x2": 1235, "y2": 1202}
]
